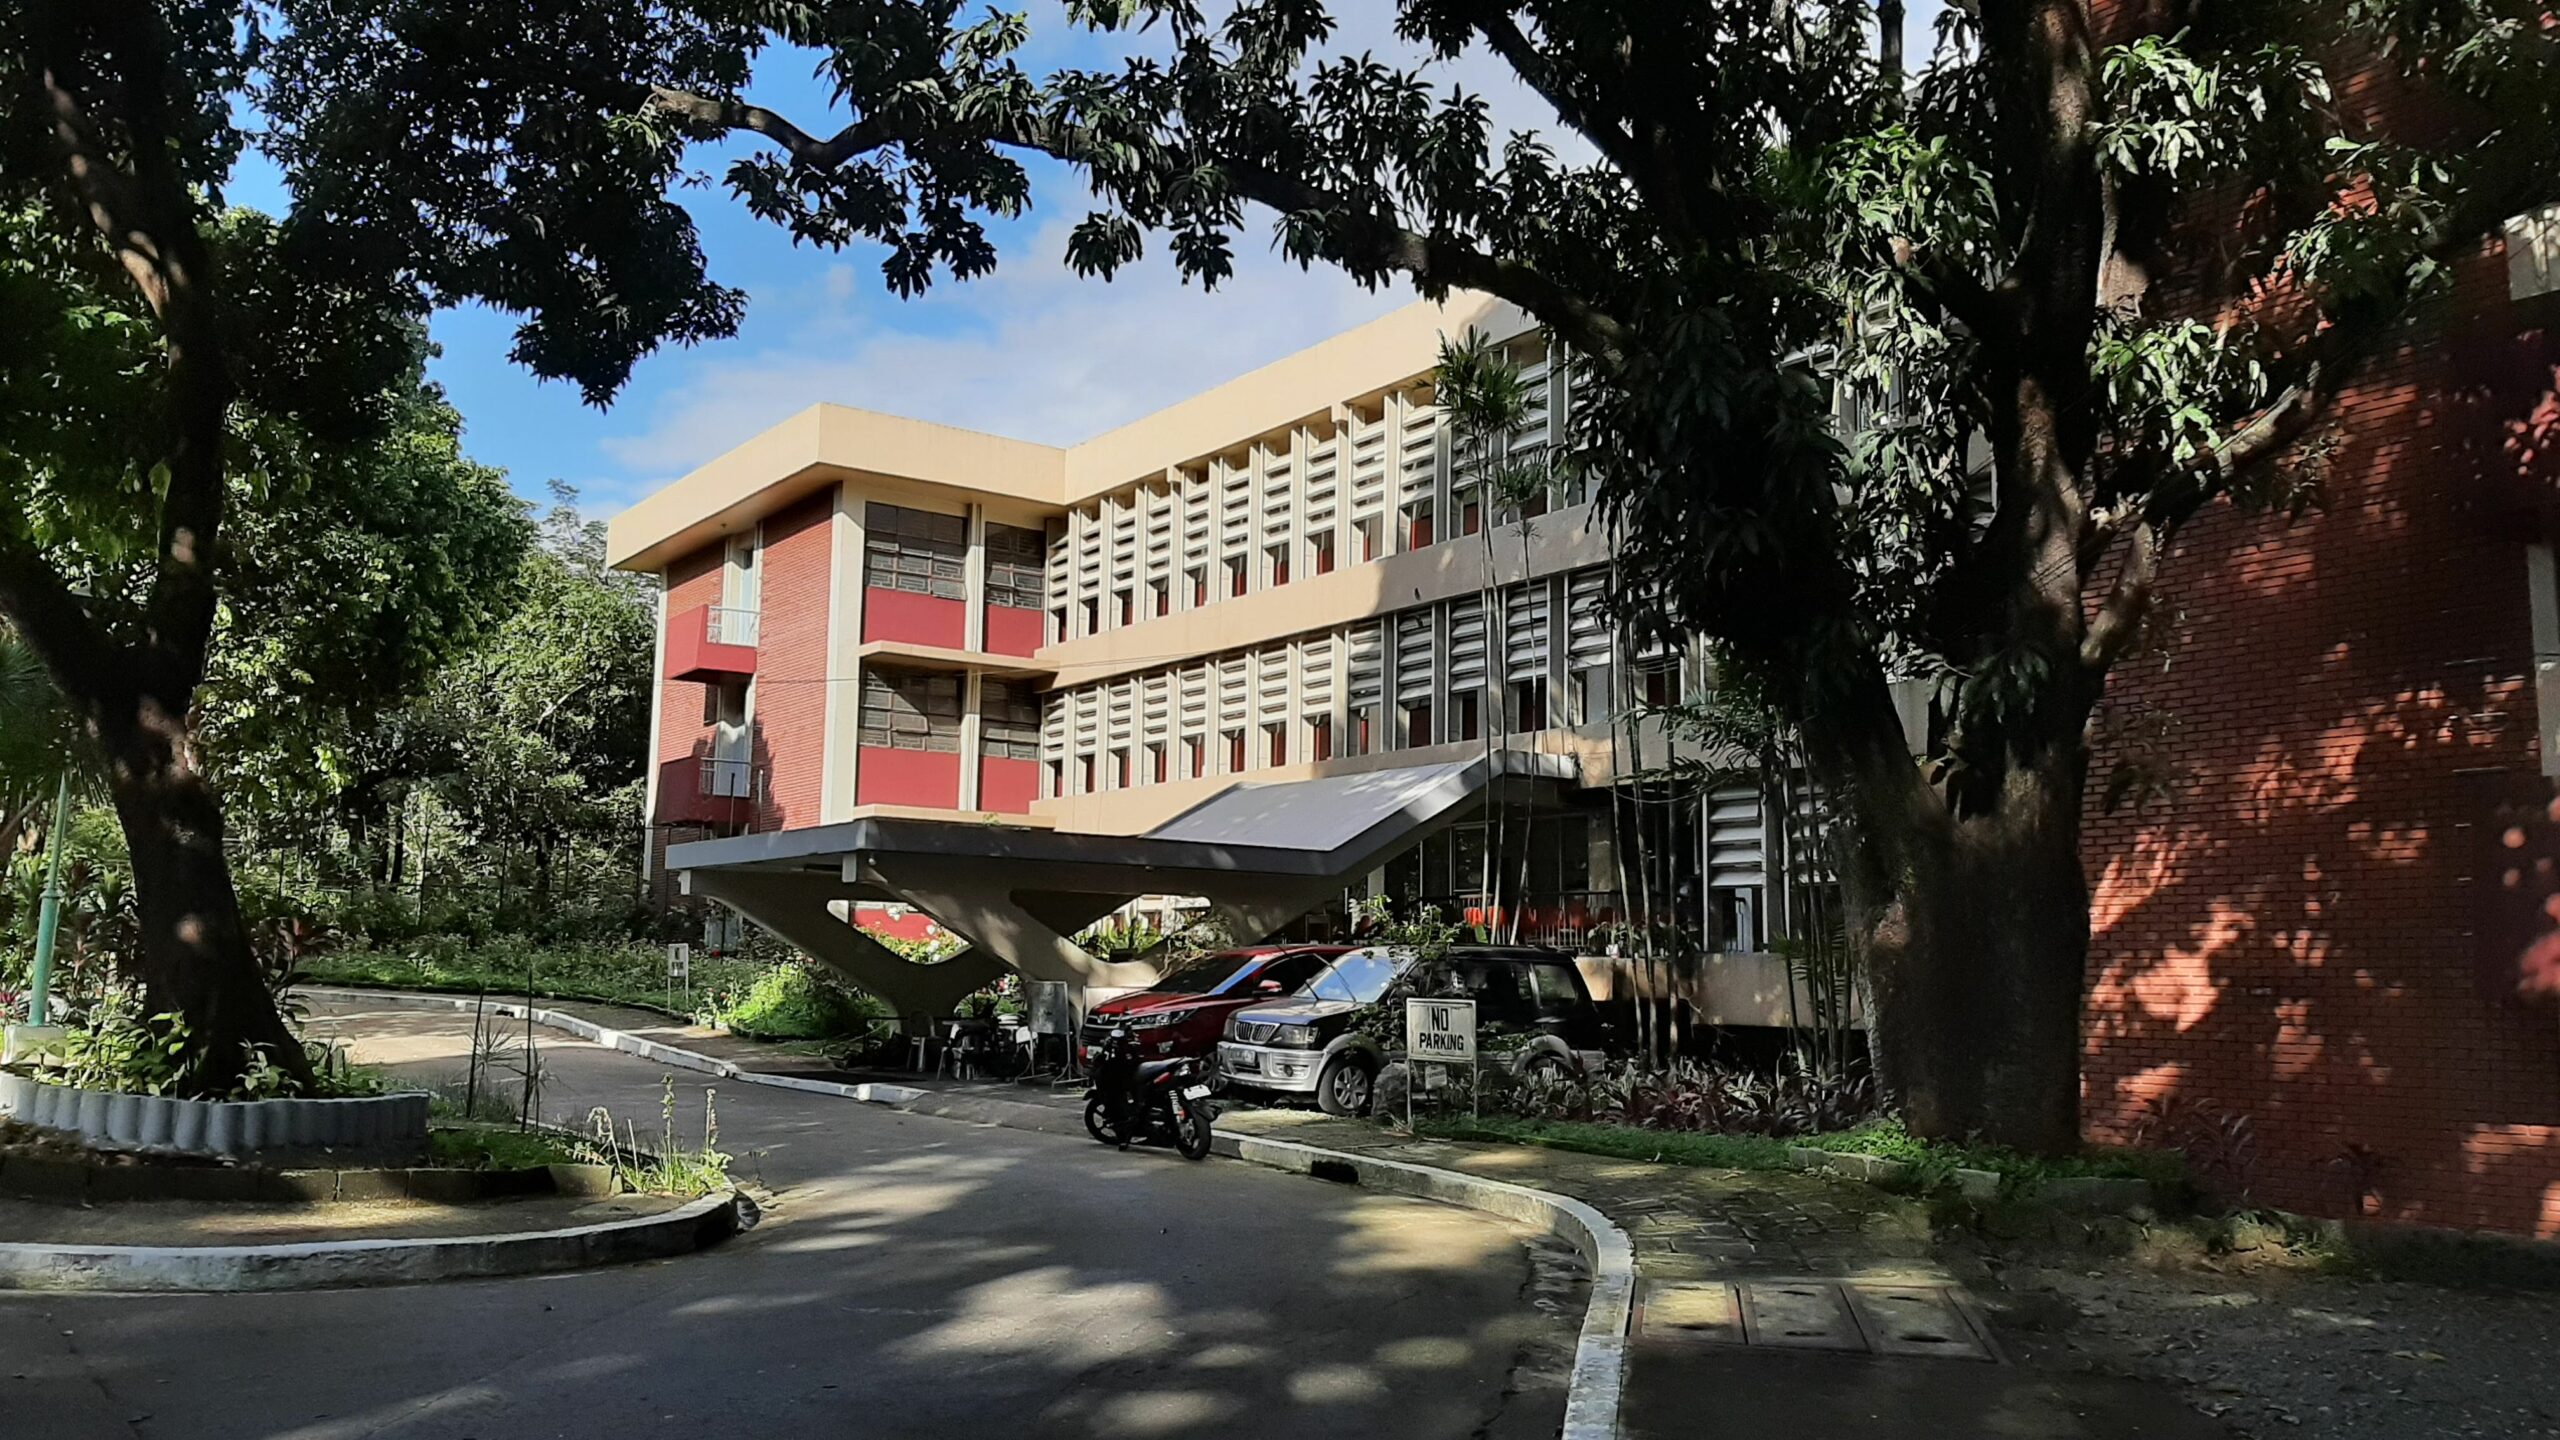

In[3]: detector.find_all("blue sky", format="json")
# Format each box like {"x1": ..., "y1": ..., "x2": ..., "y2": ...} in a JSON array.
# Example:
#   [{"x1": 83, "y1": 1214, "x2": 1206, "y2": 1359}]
[{"x1": 229, "y1": 6, "x2": 1942, "y2": 523}]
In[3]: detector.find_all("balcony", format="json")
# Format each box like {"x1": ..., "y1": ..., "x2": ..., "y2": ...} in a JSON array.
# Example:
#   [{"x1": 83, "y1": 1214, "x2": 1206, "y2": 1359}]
[
  {"x1": 666, "y1": 604, "x2": 760, "y2": 683},
  {"x1": 659, "y1": 755, "x2": 765, "y2": 828}
]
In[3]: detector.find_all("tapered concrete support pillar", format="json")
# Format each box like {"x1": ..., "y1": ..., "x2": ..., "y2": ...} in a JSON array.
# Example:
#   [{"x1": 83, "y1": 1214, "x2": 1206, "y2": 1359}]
[
  {"x1": 1202, "y1": 883, "x2": 1347, "y2": 949},
  {"x1": 864, "y1": 856, "x2": 1163, "y2": 1003},
  {"x1": 688, "y1": 869, "x2": 1001, "y2": 1031}
]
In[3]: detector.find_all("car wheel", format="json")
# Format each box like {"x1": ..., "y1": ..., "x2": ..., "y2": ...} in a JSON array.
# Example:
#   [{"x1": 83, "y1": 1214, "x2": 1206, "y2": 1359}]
[{"x1": 1316, "y1": 1054, "x2": 1378, "y2": 1117}]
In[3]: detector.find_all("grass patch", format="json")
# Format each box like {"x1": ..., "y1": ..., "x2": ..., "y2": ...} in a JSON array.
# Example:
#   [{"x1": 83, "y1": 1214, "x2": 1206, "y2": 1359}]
[
  {"x1": 426, "y1": 1124, "x2": 590, "y2": 1171},
  {"x1": 1413, "y1": 1113, "x2": 2182, "y2": 1194},
  {"x1": 1415, "y1": 1115, "x2": 1797, "y2": 1171}
]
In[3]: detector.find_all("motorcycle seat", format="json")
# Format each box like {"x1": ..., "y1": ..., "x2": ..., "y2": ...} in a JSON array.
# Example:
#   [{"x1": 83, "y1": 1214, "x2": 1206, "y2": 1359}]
[{"x1": 1133, "y1": 1059, "x2": 1192, "y2": 1084}]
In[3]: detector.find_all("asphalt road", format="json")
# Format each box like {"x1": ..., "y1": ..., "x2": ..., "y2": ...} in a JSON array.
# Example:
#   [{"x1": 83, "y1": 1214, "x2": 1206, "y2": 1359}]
[{"x1": 1, "y1": 1001, "x2": 1582, "y2": 1440}]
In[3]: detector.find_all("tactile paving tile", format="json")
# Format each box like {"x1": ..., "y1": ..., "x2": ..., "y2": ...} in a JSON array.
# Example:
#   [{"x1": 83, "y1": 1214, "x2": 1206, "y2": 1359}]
[
  {"x1": 1635, "y1": 1280, "x2": 1745, "y2": 1345},
  {"x1": 1640, "y1": 1278, "x2": 2000, "y2": 1362}
]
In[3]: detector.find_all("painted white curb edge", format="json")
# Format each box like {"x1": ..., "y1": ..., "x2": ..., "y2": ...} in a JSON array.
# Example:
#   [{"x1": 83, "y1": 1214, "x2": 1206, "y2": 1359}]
[
  {"x1": 307, "y1": 986, "x2": 1633, "y2": 1438},
  {"x1": 0, "y1": 1189, "x2": 739, "y2": 1293}
]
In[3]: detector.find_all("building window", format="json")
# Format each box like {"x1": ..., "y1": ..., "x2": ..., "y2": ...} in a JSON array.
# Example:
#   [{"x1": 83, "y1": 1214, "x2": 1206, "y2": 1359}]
[
  {"x1": 1264, "y1": 722, "x2": 1287, "y2": 768},
  {"x1": 1187, "y1": 566, "x2": 1208, "y2": 608},
  {"x1": 1509, "y1": 677, "x2": 1549, "y2": 734},
  {"x1": 1308, "y1": 714, "x2": 1333, "y2": 763},
  {"x1": 1309, "y1": 531, "x2": 1336, "y2": 576},
  {"x1": 1221, "y1": 729, "x2": 1247, "y2": 774},
  {"x1": 1080, "y1": 596, "x2": 1099, "y2": 636},
  {"x1": 1185, "y1": 734, "x2": 1206, "y2": 779},
  {"x1": 1265, "y1": 543, "x2": 1290, "y2": 589},
  {"x1": 1449, "y1": 689, "x2": 1482, "y2": 743},
  {"x1": 1225, "y1": 555, "x2": 1249, "y2": 598},
  {"x1": 1636, "y1": 656, "x2": 1683, "y2": 708},
  {"x1": 1079, "y1": 754, "x2": 1096, "y2": 794},
  {"x1": 981, "y1": 679, "x2": 1043, "y2": 760},
  {"x1": 1046, "y1": 758, "x2": 1064, "y2": 797},
  {"x1": 984, "y1": 522, "x2": 1047, "y2": 610},
  {"x1": 1403, "y1": 500, "x2": 1434, "y2": 551},
  {"x1": 1348, "y1": 707, "x2": 1374, "y2": 758},
  {"x1": 1459, "y1": 493, "x2": 1484, "y2": 537},
  {"x1": 1519, "y1": 486, "x2": 1549, "y2": 520},
  {"x1": 864, "y1": 503, "x2": 966, "y2": 600},
  {"x1": 1112, "y1": 749, "x2": 1131, "y2": 789},
  {"x1": 1150, "y1": 578, "x2": 1170, "y2": 617},
  {"x1": 1050, "y1": 606, "x2": 1068, "y2": 644},
  {"x1": 1355, "y1": 515, "x2": 1383, "y2": 564},
  {"x1": 1572, "y1": 665, "x2": 1612, "y2": 725},
  {"x1": 859, "y1": 667, "x2": 963, "y2": 752},
  {"x1": 1404, "y1": 699, "x2": 1434, "y2": 749},
  {"x1": 1114, "y1": 589, "x2": 1134, "y2": 627},
  {"x1": 2510, "y1": 204, "x2": 2560, "y2": 302},
  {"x1": 701, "y1": 677, "x2": 748, "y2": 728},
  {"x1": 1150, "y1": 742, "x2": 1169, "y2": 784}
]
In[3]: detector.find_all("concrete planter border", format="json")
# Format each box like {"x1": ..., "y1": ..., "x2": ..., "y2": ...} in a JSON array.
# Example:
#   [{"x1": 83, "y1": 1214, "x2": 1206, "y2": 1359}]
[
  {"x1": 0, "y1": 1189, "x2": 745, "y2": 1293},
  {"x1": 0, "y1": 1151, "x2": 615, "y2": 1206},
  {"x1": 0, "y1": 1071, "x2": 429, "y2": 1161},
  {"x1": 305, "y1": 986, "x2": 1633, "y2": 1440}
]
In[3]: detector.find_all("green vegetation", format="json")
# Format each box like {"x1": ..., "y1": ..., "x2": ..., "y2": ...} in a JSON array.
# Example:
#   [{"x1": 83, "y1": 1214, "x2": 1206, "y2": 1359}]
[
  {"x1": 1414, "y1": 1113, "x2": 2181, "y2": 1196},
  {"x1": 582, "y1": 1080, "x2": 732, "y2": 1199},
  {"x1": 701, "y1": 962, "x2": 885, "y2": 1041},
  {"x1": 426, "y1": 1124, "x2": 590, "y2": 1172}
]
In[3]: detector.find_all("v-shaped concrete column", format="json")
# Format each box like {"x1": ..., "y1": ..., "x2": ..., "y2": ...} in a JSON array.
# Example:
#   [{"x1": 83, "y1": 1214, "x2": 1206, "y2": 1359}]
[
  {"x1": 863, "y1": 855, "x2": 1164, "y2": 994},
  {"x1": 688, "y1": 869, "x2": 1002, "y2": 1030}
]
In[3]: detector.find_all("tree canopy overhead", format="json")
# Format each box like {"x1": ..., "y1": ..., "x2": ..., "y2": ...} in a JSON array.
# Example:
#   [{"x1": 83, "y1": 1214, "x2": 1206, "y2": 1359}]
[{"x1": 6, "y1": 1, "x2": 2554, "y2": 1126}]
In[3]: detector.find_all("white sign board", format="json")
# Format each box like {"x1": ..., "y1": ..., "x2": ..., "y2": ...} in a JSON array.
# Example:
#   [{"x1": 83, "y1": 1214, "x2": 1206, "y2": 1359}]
[
  {"x1": 666, "y1": 943, "x2": 691, "y2": 981},
  {"x1": 1405, "y1": 998, "x2": 1477, "y2": 1065}
]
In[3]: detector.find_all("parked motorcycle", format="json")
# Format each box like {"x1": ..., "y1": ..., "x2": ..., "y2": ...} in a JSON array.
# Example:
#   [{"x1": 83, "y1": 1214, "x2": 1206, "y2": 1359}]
[{"x1": 1083, "y1": 1024, "x2": 1218, "y2": 1160}]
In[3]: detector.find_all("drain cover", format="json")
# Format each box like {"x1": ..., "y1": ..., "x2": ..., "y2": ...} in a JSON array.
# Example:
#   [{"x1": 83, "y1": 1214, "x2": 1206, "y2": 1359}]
[{"x1": 1637, "y1": 1279, "x2": 1997, "y2": 1362}]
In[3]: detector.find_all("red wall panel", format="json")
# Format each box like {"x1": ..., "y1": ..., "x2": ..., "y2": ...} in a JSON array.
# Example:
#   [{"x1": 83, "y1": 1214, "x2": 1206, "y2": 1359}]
[
  {"x1": 977, "y1": 756, "x2": 1041, "y2": 816},
  {"x1": 984, "y1": 604, "x2": 1046, "y2": 658},
  {"x1": 863, "y1": 589, "x2": 967, "y2": 649},
  {"x1": 856, "y1": 748, "x2": 962, "y2": 809}
]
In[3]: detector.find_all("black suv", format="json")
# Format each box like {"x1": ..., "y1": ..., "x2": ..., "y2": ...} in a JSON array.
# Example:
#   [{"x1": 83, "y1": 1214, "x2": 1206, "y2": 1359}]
[{"x1": 1215, "y1": 945, "x2": 1620, "y2": 1116}]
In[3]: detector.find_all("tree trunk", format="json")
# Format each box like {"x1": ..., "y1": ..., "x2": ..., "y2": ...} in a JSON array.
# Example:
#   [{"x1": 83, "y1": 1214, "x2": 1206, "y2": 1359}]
[
  {"x1": 98, "y1": 696, "x2": 311, "y2": 1093},
  {"x1": 1817, "y1": 689, "x2": 2090, "y2": 1154}
]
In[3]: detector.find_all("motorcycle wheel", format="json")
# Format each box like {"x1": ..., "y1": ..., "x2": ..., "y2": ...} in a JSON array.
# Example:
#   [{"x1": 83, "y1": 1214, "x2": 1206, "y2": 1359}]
[
  {"x1": 1173, "y1": 1104, "x2": 1214, "y2": 1161},
  {"x1": 1083, "y1": 1094, "x2": 1125, "y2": 1147}
]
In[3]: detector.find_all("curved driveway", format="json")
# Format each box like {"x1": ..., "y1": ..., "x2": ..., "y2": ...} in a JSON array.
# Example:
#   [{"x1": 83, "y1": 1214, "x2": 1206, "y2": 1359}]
[{"x1": 0, "y1": 999, "x2": 1579, "y2": 1440}]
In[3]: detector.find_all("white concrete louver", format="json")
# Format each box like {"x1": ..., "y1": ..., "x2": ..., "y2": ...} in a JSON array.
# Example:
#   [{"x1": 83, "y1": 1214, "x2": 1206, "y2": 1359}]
[
  {"x1": 1297, "y1": 634, "x2": 1336, "y2": 718},
  {"x1": 1566, "y1": 568, "x2": 1613, "y2": 672},
  {"x1": 1394, "y1": 609, "x2": 1436, "y2": 704},
  {"x1": 1349, "y1": 405, "x2": 1390, "y2": 528},
  {"x1": 1347, "y1": 620, "x2": 1386, "y2": 714},
  {"x1": 1707, "y1": 783, "x2": 1768, "y2": 892},
  {"x1": 1446, "y1": 594, "x2": 1489, "y2": 694},
  {"x1": 1503, "y1": 582, "x2": 1551, "y2": 683}
]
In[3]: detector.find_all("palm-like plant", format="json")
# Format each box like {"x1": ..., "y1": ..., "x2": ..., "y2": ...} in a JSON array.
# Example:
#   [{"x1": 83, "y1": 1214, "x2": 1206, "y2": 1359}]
[{"x1": 0, "y1": 631, "x2": 82, "y2": 858}]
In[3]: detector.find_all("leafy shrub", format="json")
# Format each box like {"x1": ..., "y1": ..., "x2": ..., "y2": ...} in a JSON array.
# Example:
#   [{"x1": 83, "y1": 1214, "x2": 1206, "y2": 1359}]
[{"x1": 706, "y1": 962, "x2": 879, "y2": 1040}]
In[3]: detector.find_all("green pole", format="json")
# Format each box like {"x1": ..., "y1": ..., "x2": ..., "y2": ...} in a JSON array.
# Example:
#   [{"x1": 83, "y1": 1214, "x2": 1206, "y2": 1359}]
[{"x1": 28, "y1": 770, "x2": 70, "y2": 1026}]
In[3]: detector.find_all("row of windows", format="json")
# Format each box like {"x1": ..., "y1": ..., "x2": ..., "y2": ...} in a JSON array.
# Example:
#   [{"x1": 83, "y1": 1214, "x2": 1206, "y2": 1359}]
[
  {"x1": 1039, "y1": 570, "x2": 1693, "y2": 799},
  {"x1": 985, "y1": 522, "x2": 1048, "y2": 612},
  {"x1": 857, "y1": 667, "x2": 964, "y2": 752},
  {"x1": 865, "y1": 503, "x2": 968, "y2": 601}
]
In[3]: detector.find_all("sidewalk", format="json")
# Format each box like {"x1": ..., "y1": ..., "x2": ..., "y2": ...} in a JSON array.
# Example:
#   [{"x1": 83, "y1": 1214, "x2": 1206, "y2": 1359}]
[{"x1": 308, "y1": 987, "x2": 2231, "y2": 1439}]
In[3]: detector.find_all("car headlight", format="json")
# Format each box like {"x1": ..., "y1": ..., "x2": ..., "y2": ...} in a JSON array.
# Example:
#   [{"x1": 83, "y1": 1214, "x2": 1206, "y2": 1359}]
[
  {"x1": 1272, "y1": 1024, "x2": 1319, "y2": 1049},
  {"x1": 1129, "y1": 1007, "x2": 1195, "y2": 1030}
]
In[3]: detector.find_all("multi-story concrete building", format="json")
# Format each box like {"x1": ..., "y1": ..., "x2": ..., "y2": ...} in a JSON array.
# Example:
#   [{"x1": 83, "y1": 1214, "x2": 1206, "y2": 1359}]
[
  {"x1": 609, "y1": 296, "x2": 1760, "y2": 1022},
  {"x1": 614, "y1": 223, "x2": 2560, "y2": 1233}
]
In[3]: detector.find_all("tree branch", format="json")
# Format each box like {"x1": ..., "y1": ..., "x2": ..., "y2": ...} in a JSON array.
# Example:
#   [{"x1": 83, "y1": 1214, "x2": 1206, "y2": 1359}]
[
  {"x1": 1459, "y1": 7, "x2": 1693, "y2": 238},
  {"x1": 644, "y1": 86, "x2": 905, "y2": 170},
  {"x1": 2079, "y1": 517, "x2": 2157, "y2": 673}
]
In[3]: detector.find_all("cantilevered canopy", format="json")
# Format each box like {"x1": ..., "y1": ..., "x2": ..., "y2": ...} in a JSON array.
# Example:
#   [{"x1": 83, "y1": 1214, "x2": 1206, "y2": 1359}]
[{"x1": 665, "y1": 752, "x2": 1574, "y2": 1021}]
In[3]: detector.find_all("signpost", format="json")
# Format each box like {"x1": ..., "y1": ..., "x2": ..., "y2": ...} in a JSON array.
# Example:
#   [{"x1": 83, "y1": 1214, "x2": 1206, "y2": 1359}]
[
  {"x1": 666, "y1": 942, "x2": 692, "y2": 1011},
  {"x1": 1404, "y1": 997, "x2": 1477, "y2": 1130}
]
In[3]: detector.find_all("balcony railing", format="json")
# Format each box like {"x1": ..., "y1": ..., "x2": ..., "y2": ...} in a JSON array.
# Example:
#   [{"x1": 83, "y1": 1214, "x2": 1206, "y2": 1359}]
[
  {"x1": 1408, "y1": 890, "x2": 1632, "y2": 949},
  {"x1": 700, "y1": 755, "x2": 761, "y2": 802},
  {"x1": 666, "y1": 602, "x2": 759, "y2": 682}
]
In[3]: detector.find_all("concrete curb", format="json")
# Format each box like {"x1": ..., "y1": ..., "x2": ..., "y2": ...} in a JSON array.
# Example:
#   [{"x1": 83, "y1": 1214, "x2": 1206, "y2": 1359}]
[
  {"x1": 305, "y1": 986, "x2": 1633, "y2": 1439},
  {"x1": 0, "y1": 1189, "x2": 745, "y2": 1293}
]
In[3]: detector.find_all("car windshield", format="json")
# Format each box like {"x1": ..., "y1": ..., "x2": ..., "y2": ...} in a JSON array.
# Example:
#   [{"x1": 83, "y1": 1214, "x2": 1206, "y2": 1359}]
[
  {"x1": 1306, "y1": 949, "x2": 1413, "y2": 1005},
  {"x1": 1147, "y1": 950, "x2": 1260, "y2": 995}
]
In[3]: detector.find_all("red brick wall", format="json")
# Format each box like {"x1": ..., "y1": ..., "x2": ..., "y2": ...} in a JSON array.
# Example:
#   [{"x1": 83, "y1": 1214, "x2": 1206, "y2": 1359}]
[
  {"x1": 2083, "y1": 247, "x2": 2560, "y2": 1233},
  {"x1": 753, "y1": 491, "x2": 837, "y2": 831},
  {"x1": 984, "y1": 603, "x2": 1045, "y2": 657}
]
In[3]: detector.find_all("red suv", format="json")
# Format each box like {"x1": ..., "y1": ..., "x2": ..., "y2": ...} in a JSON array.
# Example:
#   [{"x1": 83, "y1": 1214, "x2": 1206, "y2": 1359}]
[{"x1": 1080, "y1": 946, "x2": 1347, "y2": 1064}]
